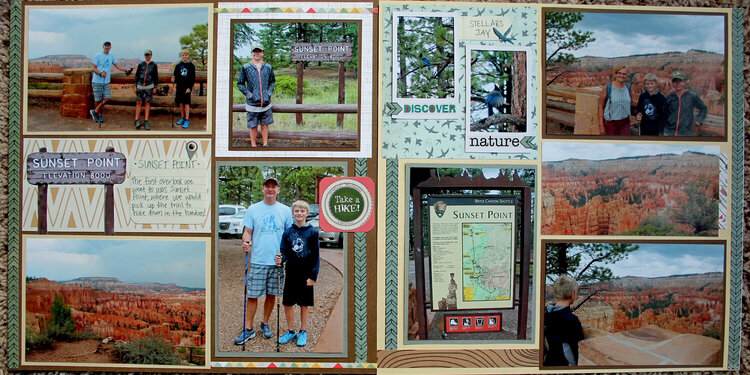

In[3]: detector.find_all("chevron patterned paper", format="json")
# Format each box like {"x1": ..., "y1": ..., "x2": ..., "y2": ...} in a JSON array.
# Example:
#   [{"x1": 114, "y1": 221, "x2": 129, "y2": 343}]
[
  {"x1": 21, "y1": 139, "x2": 212, "y2": 233},
  {"x1": 8, "y1": 0, "x2": 22, "y2": 369}
]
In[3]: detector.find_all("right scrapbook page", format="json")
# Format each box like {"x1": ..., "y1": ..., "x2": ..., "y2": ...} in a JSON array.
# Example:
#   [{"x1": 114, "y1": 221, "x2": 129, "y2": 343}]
[{"x1": 377, "y1": 2, "x2": 744, "y2": 373}]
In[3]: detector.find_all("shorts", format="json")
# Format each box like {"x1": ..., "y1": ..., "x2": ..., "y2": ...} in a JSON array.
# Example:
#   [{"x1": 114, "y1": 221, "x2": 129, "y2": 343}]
[
  {"x1": 282, "y1": 273, "x2": 314, "y2": 307},
  {"x1": 246, "y1": 108, "x2": 274, "y2": 129},
  {"x1": 92, "y1": 83, "x2": 111, "y2": 102},
  {"x1": 246, "y1": 264, "x2": 284, "y2": 298},
  {"x1": 136, "y1": 88, "x2": 154, "y2": 103},
  {"x1": 175, "y1": 88, "x2": 191, "y2": 105}
]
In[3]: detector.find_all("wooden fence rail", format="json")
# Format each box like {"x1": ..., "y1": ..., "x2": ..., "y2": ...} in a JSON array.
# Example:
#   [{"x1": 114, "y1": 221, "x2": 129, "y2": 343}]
[
  {"x1": 231, "y1": 103, "x2": 357, "y2": 114},
  {"x1": 29, "y1": 71, "x2": 209, "y2": 85},
  {"x1": 230, "y1": 103, "x2": 358, "y2": 143}
]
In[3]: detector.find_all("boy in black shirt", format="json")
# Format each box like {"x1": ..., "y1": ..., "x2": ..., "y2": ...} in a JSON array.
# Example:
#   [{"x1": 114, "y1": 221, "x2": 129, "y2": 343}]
[
  {"x1": 544, "y1": 275, "x2": 585, "y2": 366},
  {"x1": 636, "y1": 73, "x2": 667, "y2": 136},
  {"x1": 171, "y1": 50, "x2": 196, "y2": 129},
  {"x1": 275, "y1": 200, "x2": 320, "y2": 347}
]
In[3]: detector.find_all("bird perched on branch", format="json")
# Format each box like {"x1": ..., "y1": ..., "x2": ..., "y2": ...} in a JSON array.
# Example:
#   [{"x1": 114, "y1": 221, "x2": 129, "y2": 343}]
[
  {"x1": 420, "y1": 54, "x2": 432, "y2": 70},
  {"x1": 485, "y1": 84, "x2": 506, "y2": 116}
]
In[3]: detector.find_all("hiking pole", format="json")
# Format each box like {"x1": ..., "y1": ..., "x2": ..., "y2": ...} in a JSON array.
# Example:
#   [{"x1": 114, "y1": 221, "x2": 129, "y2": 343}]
[
  {"x1": 171, "y1": 83, "x2": 175, "y2": 128},
  {"x1": 242, "y1": 251, "x2": 249, "y2": 351},
  {"x1": 276, "y1": 262, "x2": 282, "y2": 353}
]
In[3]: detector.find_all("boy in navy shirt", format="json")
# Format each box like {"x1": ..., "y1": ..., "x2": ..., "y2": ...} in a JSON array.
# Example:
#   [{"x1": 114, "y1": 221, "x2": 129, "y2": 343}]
[
  {"x1": 171, "y1": 49, "x2": 196, "y2": 128},
  {"x1": 275, "y1": 200, "x2": 320, "y2": 347},
  {"x1": 544, "y1": 275, "x2": 585, "y2": 366}
]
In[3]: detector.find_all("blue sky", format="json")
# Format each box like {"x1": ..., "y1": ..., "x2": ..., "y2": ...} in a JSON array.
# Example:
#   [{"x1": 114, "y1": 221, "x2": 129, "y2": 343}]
[
  {"x1": 549, "y1": 12, "x2": 725, "y2": 58},
  {"x1": 27, "y1": 6, "x2": 208, "y2": 61},
  {"x1": 592, "y1": 243, "x2": 723, "y2": 278},
  {"x1": 542, "y1": 142, "x2": 720, "y2": 162},
  {"x1": 25, "y1": 238, "x2": 206, "y2": 289}
]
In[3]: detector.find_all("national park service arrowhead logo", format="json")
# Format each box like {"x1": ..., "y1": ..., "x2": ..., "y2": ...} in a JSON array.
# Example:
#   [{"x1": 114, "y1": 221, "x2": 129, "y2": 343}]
[
  {"x1": 319, "y1": 177, "x2": 375, "y2": 232},
  {"x1": 433, "y1": 200, "x2": 447, "y2": 218}
]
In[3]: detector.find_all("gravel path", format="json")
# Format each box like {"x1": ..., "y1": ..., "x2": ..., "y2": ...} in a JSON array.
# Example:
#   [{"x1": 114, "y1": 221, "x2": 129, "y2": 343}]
[{"x1": 215, "y1": 238, "x2": 342, "y2": 354}]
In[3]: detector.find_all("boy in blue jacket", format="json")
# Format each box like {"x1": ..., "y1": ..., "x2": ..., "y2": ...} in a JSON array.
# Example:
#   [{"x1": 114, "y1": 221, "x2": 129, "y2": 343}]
[{"x1": 275, "y1": 200, "x2": 319, "y2": 347}]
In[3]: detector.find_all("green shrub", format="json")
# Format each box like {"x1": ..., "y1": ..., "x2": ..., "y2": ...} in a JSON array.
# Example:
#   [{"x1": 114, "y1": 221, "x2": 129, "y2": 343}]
[
  {"x1": 25, "y1": 328, "x2": 53, "y2": 351},
  {"x1": 28, "y1": 82, "x2": 63, "y2": 90},
  {"x1": 275, "y1": 75, "x2": 306, "y2": 96},
  {"x1": 115, "y1": 336, "x2": 181, "y2": 365},
  {"x1": 45, "y1": 295, "x2": 77, "y2": 340}
]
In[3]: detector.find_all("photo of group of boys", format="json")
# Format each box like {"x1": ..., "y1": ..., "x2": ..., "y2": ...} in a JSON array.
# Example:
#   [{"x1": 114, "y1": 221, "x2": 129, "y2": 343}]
[{"x1": 25, "y1": 6, "x2": 209, "y2": 132}]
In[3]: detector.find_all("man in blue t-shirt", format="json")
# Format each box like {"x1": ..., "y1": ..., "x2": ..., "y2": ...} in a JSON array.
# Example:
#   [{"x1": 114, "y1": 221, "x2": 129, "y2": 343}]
[
  {"x1": 234, "y1": 176, "x2": 293, "y2": 345},
  {"x1": 90, "y1": 41, "x2": 131, "y2": 124}
]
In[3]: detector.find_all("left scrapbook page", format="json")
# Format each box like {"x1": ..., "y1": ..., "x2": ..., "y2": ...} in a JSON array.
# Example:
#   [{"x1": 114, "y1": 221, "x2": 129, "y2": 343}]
[{"x1": 7, "y1": 1, "x2": 378, "y2": 372}]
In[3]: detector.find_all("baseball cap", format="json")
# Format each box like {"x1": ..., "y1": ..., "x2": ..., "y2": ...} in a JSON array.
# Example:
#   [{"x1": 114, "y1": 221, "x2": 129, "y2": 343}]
[
  {"x1": 263, "y1": 177, "x2": 279, "y2": 186},
  {"x1": 251, "y1": 43, "x2": 264, "y2": 52},
  {"x1": 671, "y1": 71, "x2": 686, "y2": 81},
  {"x1": 144, "y1": 49, "x2": 153, "y2": 55}
]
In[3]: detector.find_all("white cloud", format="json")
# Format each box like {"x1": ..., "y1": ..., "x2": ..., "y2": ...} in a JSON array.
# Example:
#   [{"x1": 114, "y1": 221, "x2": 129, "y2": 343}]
[
  {"x1": 609, "y1": 251, "x2": 722, "y2": 278},
  {"x1": 26, "y1": 249, "x2": 101, "y2": 280}
]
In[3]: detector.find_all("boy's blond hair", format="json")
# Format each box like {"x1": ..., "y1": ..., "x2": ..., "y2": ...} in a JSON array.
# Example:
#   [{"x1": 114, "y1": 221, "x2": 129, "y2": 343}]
[
  {"x1": 552, "y1": 275, "x2": 578, "y2": 300},
  {"x1": 292, "y1": 200, "x2": 310, "y2": 213},
  {"x1": 180, "y1": 49, "x2": 190, "y2": 56},
  {"x1": 643, "y1": 73, "x2": 658, "y2": 83}
]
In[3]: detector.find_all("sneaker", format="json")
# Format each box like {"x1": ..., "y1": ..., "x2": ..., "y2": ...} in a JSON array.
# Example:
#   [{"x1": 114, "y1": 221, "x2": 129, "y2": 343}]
[
  {"x1": 135, "y1": 120, "x2": 142, "y2": 129},
  {"x1": 297, "y1": 330, "x2": 307, "y2": 347},
  {"x1": 182, "y1": 119, "x2": 190, "y2": 129},
  {"x1": 90, "y1": 110, "x2": 99, "y2": 123},
  {"x1": 260, "y1": 322, "x2": 273, "y2": 339},
  {"x1": 278, "y1": 330, "x2": 296, "y2": 344},
  {"x1": 234, "y1": 328, "x2": 256, "y2": 345},
  {"x1": 176, "y1": 117, "x2": 185, "y2": 126},
  {"x1": 98, "y1": 115, "x2": 103, "y2": 124},
  {"x1": 144, "y1": 120, "x2": 151, "y2": 130}
]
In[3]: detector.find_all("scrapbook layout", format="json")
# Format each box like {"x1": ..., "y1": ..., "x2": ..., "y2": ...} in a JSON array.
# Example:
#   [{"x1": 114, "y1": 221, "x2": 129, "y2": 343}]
[{"x1": 3, "y1": 0, "x2": 744, "y2": 374}]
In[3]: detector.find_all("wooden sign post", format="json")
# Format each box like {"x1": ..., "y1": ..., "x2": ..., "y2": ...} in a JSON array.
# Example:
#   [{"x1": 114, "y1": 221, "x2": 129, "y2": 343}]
[
  {"x1": 26, "y1": 146, "x2": 127, "y2": 235},
  {"x1": 291, "y1": 42, "x2": 353, "y2": 128},
  {"x1": 410, "y1": 169, "x2": 532, "y2": 340}
]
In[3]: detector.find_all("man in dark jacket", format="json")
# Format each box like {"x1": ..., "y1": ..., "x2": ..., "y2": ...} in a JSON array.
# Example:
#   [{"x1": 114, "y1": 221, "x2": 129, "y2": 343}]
[
  {"x1": 663, "y1": 71, "x2": 707, "y2": 136},
  {"x1": 544, "y1": 275, "x2": 585, "y2": 366},
  {"x1": 237, "y1": 43, "x2": 275, "y2": 147},
  {"x1": 134, "y1": 49, "x2": 159, "y2": 130}
]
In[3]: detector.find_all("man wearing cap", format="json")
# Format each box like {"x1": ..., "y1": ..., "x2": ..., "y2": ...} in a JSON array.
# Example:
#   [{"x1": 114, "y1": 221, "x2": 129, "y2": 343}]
[
  {"x1": 90, "y1": 41, "x2": 132, "y2": 124},
  {"x1": 237, "y1": 43, "x2": 276, "y2": 147},
  {"x1": 663, "y1": 71, "x2": 707, "y2": 136},
  {"x1": 134, "y1": 49, "x2": 159, "y2": 130},
  {"x1": 234, "y1": 176, "x2": 293, "y2": 345}
]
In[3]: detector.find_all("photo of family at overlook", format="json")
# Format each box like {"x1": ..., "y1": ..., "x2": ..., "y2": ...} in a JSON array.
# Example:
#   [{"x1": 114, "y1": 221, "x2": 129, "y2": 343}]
[
  {"x1": 25, "y1": 7, "x2": 209, "y2": 132},
  {"x1": 215, "y1": 166, "x2": 345, "y2": 354},
  {"x1": 545, "y1": 11, "x2": 726, "y2": 137}
]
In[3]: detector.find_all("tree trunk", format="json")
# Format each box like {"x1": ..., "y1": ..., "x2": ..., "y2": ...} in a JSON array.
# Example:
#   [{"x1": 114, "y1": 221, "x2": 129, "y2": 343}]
[
  {"x1": 397, "y1": 18, "x2": 408, "y2": 97},
  {"x1": 512, "y1": 51, "x2": 526, "y2": 118}
]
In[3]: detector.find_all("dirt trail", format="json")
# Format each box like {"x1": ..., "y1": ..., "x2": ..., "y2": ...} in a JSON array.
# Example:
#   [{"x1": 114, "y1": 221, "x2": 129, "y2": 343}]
[{"x1": 25, "y1": 339, "x2": 118, "y2": 363}]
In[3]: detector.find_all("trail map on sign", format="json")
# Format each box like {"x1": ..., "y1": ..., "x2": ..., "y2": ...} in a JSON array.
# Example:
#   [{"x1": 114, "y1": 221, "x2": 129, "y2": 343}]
[
  {"x1": 428, "y1": 196, "x2": 516, "y2": 310},
  {"x1": 462, "y1": 223, "x2": 513, "y2": 302}
]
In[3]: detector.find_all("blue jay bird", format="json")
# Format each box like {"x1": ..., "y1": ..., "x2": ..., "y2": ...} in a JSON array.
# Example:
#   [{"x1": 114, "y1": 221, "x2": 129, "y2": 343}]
[
  {"x1": 420, "y1": 54, "x2": 432, "y2": 70},
  {"x1": 485, "y1": 85, "x2": 505, "y2": 116}
]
